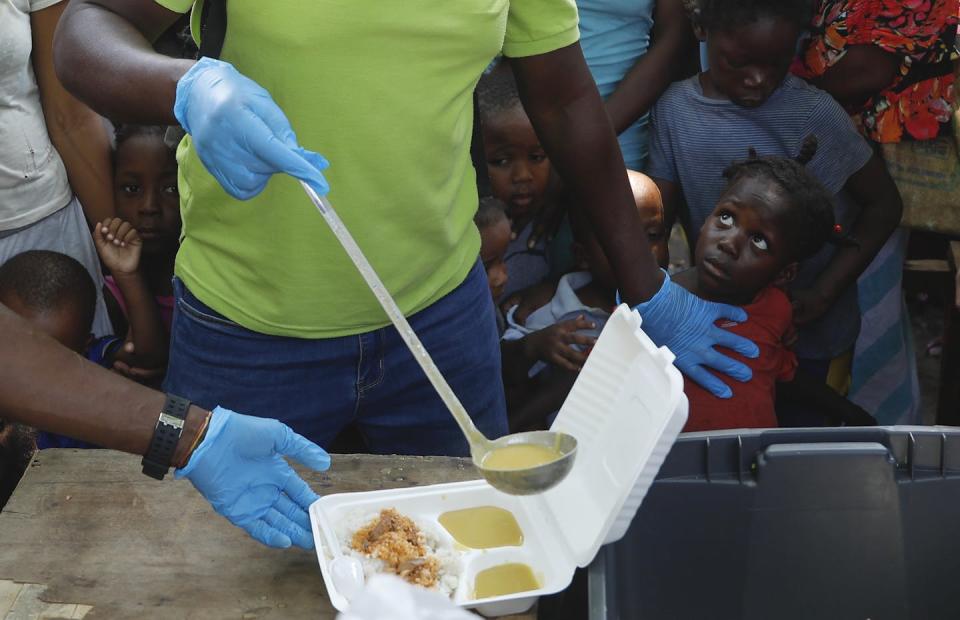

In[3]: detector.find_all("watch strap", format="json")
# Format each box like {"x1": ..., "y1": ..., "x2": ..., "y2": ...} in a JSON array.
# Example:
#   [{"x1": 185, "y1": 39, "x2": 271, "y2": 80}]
[{"x1": 142, "y1": 394, "x2": 190, "y2": 480}]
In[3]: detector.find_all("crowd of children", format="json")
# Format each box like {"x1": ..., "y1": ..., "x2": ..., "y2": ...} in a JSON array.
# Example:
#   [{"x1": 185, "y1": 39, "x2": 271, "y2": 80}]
[{"x1": 1, "y1": 0, "x2": 958, "y2": 506}]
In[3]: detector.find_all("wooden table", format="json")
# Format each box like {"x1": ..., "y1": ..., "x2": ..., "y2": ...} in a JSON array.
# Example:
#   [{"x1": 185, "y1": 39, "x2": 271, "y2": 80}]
[{"x1": 0, "y1": 450, "x2": 537, "y2": 619}]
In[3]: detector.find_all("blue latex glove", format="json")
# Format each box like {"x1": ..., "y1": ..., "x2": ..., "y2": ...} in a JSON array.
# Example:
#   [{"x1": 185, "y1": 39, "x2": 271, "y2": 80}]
[
  {"x1": 633, "y1": 271, "x2": 760, "y2": 399},
  {"x1": 173, "y1": 57, "x2": 330, "y2": 200},
  {"x1": 176, "y1": 406, "x2": 331, "y2": 549}
]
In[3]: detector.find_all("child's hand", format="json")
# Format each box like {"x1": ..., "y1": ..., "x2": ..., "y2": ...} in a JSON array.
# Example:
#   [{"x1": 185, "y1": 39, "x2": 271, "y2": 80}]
[
  {"x1": 94, "y1": 217, "x2": 142, "y2": 276},
  {"x1": 523, "y1": 315, "x2": 597, "y2": 372}
]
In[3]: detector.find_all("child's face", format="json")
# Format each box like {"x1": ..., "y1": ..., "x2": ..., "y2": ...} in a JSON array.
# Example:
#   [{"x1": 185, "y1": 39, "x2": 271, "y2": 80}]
[
  {"x1": 114, "y1": 135, "x2": 181, "y2": 256},
  {"x1": 629, "y1": 171, "x2": 669, "y2": 268},
  {"x1": 639, "y1": 201, "x2": 669, "y2": 269},
  {"x1": 483, "y1": 106, "x2": 550, "y2": 224},
  {"x1": 694, "y1": 176, "x2": 797, "y2": 305},
  {"x1": 699, "y1": 16, "x2": 802, "y2": 108},
  {"x1": 1, "y1": 294, "x2": 89, "y2": 354},
  {"x1": 479, "y1": 217, "x2": 512, "y2": 300}
]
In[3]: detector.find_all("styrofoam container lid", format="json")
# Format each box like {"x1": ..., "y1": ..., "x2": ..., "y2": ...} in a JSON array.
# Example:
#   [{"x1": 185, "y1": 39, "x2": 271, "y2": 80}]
[
  {"x1": 309, "y1": 304, "x2": 687, "y2": 614},
  {"x1": 525, "y1": 304, "x2": 688, "y2": 567}
]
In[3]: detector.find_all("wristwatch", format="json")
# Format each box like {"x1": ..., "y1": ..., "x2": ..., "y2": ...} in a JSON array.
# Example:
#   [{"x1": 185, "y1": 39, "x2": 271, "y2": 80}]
[{"x1": 142, "y1": 394, "x2": 191, "y2": 480}]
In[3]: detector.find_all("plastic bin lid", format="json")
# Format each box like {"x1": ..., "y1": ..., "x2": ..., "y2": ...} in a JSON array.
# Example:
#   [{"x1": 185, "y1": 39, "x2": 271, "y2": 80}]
[{"x1": 539, "y1": 304, "x2": 688, "y2": 568}]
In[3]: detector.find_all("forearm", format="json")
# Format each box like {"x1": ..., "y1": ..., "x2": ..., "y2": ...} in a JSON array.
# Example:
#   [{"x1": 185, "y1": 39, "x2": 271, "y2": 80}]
[
  {"x1": 44, "y1": 109, "x2": 115, "y2": 225},
  {"x1": 605, "y1": 0, "x2": 695, "y2": 134},
  {"x1": 30, "y1": 2, "x2": 114, "y2": 225},
  {"x1": 809, "y1": 45, "x2": 900, "y2": 109},
  {"x1": 815, "y1": 162, "x2": 903, "y2": 303},
  {"x1": 110, "y1": 273, "x2": 169, "y2": 367},
  {"x1": 511, "y1": 45, "x2": 663, "y2": 304},
  {"x1": 54, "y1": 1, "x2": 190, "y2": 124},
  {"x1": 0, "y1": 304, "x2": 203, "y2": 465}
]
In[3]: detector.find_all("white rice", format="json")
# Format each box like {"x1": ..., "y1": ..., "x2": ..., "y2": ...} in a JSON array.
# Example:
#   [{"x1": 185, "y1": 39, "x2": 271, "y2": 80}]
[{"x1": 336, "y1": 508, "x2": 462, "y2": 597}]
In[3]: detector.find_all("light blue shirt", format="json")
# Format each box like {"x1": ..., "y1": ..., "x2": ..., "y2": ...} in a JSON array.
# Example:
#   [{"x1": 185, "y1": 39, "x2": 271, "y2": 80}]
[{"x1": 578, "y1": 0, "x2": 655, "y2": 170}]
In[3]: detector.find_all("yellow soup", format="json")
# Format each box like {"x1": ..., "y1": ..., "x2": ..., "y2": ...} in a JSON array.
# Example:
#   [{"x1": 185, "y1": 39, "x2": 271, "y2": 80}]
[
  {"x1": 482, "y1": 444, "x2": 562, "y2": 471},
  {"x1": 438, "y1": 506, "x2": 523, "y2": 548},
  {"x1": 473, "y1": 563, "x2": 540, "y2": 599}
]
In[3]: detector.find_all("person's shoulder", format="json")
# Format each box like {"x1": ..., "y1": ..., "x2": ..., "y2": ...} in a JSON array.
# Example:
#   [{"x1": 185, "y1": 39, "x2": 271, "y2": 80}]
[
  {"x1": 777, "y1": 75, "x2": 851, "y2": 121},
  {"x1": 744, "y1": 287, "x2": 792, "y2": 328},
  {"x1": 654, "y1": 76, "x2": 699, "y2": 111}
]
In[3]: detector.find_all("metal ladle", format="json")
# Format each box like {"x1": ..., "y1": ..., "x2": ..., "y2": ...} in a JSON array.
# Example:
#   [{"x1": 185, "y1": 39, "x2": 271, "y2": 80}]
[{"x1": 300, "y1": 181, "x2": 577, "y2": 495}]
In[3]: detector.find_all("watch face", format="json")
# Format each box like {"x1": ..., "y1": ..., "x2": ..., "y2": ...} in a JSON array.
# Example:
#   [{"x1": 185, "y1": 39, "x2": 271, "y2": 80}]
[{"x1": 159, "y1": 413, "x2": 185, "y2": 429}]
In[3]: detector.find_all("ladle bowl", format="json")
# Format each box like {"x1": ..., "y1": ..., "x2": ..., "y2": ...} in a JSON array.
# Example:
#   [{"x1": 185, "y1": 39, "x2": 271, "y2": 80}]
[
  {"x1": 300, "y1": 180, "x2": 578, "y2": 494},
  {"x1": 475, "y1": 431, "x2": 578, "y2": 495}
]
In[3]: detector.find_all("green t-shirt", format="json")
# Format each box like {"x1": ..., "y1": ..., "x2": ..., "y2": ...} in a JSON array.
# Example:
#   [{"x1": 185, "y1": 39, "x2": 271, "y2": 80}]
[{"x1": 156, "y1": 0, "x2": 579, "y2": 338}]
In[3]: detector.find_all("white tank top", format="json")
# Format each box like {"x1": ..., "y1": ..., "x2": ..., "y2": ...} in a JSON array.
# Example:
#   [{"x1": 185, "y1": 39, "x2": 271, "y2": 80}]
[{"x1": 0, "y1": 0, "x2": 72, "y2": 231}]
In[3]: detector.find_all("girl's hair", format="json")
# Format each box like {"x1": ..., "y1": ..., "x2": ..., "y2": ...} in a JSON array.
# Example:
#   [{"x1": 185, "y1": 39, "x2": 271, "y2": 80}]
[
  {"x1": 695, "y1": 0, "x2": 813, "y2": 31},
  {"x1": 476, "y1": 61, "x2": 522, "y2": 125},
  {"x1": 722, "y1": 135, "x2": 840, "y2": 261},
  {"x1": 113, "y1": 124, "x2": 169, "y2": 150},
  {"x1": 112, "y1": 124, "x2": 177, "y2": 166},
  {"x1": 474, "y1": 196, "x2": 509, "y2": 230}
]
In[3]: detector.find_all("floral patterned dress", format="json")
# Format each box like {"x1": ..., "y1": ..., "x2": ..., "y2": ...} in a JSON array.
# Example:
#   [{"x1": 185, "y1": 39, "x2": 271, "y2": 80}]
[{"x1": 792, "y1": 0, "x2": 959, "y2": 143}]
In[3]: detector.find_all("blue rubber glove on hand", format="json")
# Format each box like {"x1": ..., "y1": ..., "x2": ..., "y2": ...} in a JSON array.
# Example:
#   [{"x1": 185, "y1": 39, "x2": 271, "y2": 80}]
[
  {"x1": 633, "y1": 271, "x2": 760, "y2": 399},
  {"x1": 176, "y1": 406, "x2": 331, "y2": 550},
  {"x1": 173, "y1": 57, "x2": 330, "y2": 200}
]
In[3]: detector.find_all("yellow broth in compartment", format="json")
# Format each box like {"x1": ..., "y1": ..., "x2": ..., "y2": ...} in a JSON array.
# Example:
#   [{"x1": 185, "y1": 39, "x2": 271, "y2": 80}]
[
  {"x1": 473, "y1": 563, "x2": 540, "y2": 599},
  {"x1": 482, "y1": 444, "x2": 562, "y2": 470},
  {"x1": 438, "y1": 506, "x2": 523, "y2": 549}
]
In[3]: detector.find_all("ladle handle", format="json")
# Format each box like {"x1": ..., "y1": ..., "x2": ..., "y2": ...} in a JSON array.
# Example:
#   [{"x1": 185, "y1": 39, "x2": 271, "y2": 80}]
[{"x1": 300, "y1": 181, "x2": 489, "y2": 451}]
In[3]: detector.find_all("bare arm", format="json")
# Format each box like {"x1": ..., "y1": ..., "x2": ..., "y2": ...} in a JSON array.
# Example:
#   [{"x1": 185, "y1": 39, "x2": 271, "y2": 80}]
[
  {"x1": 511, "y1": 44, "x2": 664, "y2": 304},
  {"x1": 809, "y1": 45, "x2": 901, "y2": 109},
  {"x1": 54, "y1": 0, "x2": 190, "y2": 124},
  {"x1": 604, "y1": 0, "x2": 697, "y2": 135},
  {"x1": 31, "y1": 2, "x2": 114, "y2": 225},
  {"x1": 109, "y1": 271, "x2": 169, "y2": 368},
  {"x1": 94, "y1": 220, "x2": 169, "y2": 369},
  {"x1": 794, "y1": 154, "x2": 903, "y2": 323},
  {"x1": 0, "y1": 304, "x2": 203, "y2": 467}
]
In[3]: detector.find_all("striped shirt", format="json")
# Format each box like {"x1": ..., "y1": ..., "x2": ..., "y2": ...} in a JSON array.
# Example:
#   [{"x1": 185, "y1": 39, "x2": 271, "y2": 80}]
[{"x1": 648, "y1": 74, "x2": 874, "y2": 359}]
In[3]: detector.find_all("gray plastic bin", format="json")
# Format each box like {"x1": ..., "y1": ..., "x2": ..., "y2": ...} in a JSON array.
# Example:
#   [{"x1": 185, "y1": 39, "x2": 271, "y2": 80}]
[{"x1": 589, "y1": 426, "x2": 960, "y2": 620}]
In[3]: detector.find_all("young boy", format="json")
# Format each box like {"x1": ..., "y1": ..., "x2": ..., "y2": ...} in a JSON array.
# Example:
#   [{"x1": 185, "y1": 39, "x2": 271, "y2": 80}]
[
  {"x1": 0, "y1": 251, "x2": 120, "y2": 449},
  {"x1": 477, "y1": 62, "x2": 552, "y2": 302},
  {"x1": 648, "y1": 0, "x2": 903, "y2": 425},
  {"x1": 674, "y1": 143, "x2": 875, "y2": 430},
  {"x1": 499, "y1": 171, "x2": 669, "y2": 431}
]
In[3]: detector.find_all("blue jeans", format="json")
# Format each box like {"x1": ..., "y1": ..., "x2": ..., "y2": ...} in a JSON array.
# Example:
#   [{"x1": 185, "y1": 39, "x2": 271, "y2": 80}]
[{"x1": 163, "y1": 261, "x2": 507, "y2": 456}]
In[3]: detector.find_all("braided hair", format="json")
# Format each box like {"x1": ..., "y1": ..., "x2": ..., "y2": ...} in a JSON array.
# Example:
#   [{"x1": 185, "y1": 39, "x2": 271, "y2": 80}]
[
  {"x1": 695, "y1": 0, "x2": 813, "y2": 32},
  {"x1": 721, "y1": 136, "x2": 839, "y2": 261}
]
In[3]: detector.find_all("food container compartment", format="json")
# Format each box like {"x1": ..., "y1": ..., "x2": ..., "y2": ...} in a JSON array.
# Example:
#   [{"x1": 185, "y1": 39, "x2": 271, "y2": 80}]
[
  {"x1": 311, "y1": 305, "x2": 689, "y2": 616},
  {"x1": 312, "y1": 480, "x2": 571, "y2": 616}
]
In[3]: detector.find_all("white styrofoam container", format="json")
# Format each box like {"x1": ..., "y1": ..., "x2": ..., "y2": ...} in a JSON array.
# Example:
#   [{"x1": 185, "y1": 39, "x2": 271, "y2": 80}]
[{"x1": 310, "y1": 305, "x2": 688, "y2": 616}]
